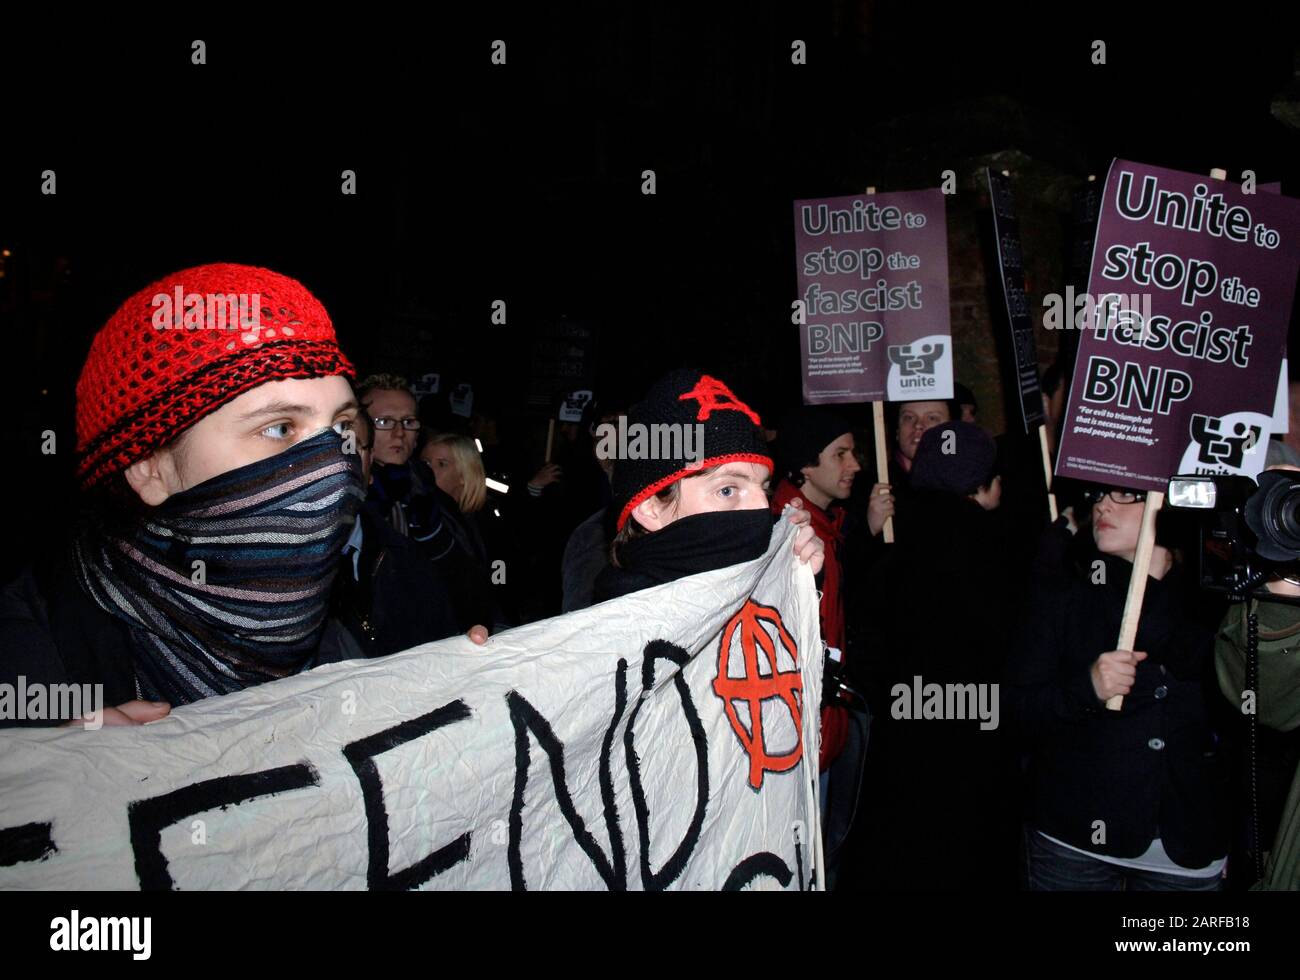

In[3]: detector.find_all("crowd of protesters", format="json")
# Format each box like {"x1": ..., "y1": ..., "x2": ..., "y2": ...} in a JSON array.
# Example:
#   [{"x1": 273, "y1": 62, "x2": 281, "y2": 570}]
[{"x1": 3, "y1": 262, "x2": 1299, "y2": 892}]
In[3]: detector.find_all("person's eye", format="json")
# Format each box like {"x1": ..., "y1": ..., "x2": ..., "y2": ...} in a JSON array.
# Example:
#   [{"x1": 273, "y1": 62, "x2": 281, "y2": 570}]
[
  {"x1": 718, "y1": 485, "x2": 736, "y2": 498},
  {"x1": 332, "y1": 418, "x2": 354, "y2": 436},
  {"x1": 260, "y1": 422, "x2": 293, "y2": 440}
]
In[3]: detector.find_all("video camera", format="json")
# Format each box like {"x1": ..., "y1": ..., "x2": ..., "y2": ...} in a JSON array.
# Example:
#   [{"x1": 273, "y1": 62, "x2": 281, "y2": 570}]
[{"x1": 1166, "y1": 469, "x2": 1300, "y2": 604}]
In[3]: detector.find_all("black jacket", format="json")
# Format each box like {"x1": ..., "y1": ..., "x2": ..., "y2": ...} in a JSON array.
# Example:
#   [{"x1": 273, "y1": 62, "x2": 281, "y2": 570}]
[
  {"x1": 852, "y1": 489, "x2": 1015, "y2": 700},
  {"x1": 328, "y1": 501, "x2": 461, "y2": 659},
  {"x1": 434, "y1": 489, "x2": 514, "y2": 633},
  {"x1": 0, "y1": 551, "x2": 139, "y2": 718},
  {"x1": 1005, "y1": 526, "x2": 1231, "y2": 868},
  {"x1": 846, "y1": 489, "x2": 1021, "y2": 891}
]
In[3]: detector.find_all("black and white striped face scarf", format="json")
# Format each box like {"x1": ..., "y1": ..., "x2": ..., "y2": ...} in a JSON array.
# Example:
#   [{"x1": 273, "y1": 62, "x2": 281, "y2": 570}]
[{"x1": 74, "y1": 428, "x2": 365, "y2": 706}]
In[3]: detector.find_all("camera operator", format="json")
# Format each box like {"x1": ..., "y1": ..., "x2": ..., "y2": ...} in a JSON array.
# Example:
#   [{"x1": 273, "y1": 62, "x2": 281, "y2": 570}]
[
  {"x1": 1006, "y1": 485, "x2": 1231, "y2": 890},
  {"x1": 1215, "y1": 458, "x2": 1300, "y2": 890}
]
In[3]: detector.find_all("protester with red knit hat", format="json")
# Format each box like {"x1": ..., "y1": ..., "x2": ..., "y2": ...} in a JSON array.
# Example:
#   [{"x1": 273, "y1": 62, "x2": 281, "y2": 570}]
[
  {"x1": 1, "y1": 262, "x2": 483, "y2": 727},
  {"x1": 593, "y1": 368, "x2": 822, "y2": 602}
]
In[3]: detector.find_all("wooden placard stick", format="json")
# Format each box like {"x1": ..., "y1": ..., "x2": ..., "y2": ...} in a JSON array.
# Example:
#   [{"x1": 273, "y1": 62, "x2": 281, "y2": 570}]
[
  {"x1": 872, "y1": 401, "x2": 894, "y2": 543},
  {"x1": 544, "y1": 418, "x2": 555, "y2": 463},
  {"x1": 864, "y1": 185, "x2": 894, "y2": 543},
  {"x1": 1105, "y1": 490, "x2": 1164, "y2": 710},
  {"x1": 1038, "y1": 425, "x2": 1059, "y2": 522}
]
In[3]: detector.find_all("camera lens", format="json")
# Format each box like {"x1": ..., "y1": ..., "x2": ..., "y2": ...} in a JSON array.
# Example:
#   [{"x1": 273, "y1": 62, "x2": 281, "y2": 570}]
[
  {"x1": 1246, "y1": 471, "x2": 1300, "y2": 562},
  {"x1": 1283, "y1": 489, "x2": 1300, "y2": 534}
]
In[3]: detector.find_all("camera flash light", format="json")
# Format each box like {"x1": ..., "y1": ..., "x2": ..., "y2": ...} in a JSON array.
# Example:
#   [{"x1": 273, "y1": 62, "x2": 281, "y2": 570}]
[{"x1": 1168, "y1": 477, "x2": 1217, "y2": 509}]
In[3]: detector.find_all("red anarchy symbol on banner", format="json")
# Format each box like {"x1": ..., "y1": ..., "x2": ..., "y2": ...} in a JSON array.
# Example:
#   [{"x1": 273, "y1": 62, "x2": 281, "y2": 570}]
[
  {"x1": 678, "y1": 375, "x2": 762, "y2": 426},
  {"x1": 713, "y1": 600, "x2": 804, "y2": 790}
]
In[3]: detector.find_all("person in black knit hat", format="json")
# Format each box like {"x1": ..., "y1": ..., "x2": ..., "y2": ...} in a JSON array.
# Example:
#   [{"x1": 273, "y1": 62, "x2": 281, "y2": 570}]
[{"x1": 593, "y1": 368, "x2": 822, "y2": 601}]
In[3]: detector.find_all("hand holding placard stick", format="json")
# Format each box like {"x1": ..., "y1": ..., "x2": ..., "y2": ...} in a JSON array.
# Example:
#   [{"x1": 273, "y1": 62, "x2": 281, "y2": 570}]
[{"x1": 1105, "y1": 490, "x2": 1164, "y2": 711}]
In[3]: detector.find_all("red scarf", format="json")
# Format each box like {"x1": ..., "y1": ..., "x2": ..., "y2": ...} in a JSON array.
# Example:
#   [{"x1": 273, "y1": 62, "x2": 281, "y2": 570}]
[
  {"x1": 771, "y1": 479, "x2": 845, "y2": 652},
  {"x1": 772, "y1": 479, "x2": 849, "y2": 771}
]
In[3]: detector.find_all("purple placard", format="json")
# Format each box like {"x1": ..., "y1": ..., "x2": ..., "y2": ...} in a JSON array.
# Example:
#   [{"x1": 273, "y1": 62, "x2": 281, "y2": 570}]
[
  {"x1": 793, "y1": 189, "x2": 952, "y2": 404},
  {"x1": 1261, "y1": 181, "x2": 1288, "y2": 433},
  {"x1": 1056, "y1": 160, "x2": 1300, "y2": 490}
]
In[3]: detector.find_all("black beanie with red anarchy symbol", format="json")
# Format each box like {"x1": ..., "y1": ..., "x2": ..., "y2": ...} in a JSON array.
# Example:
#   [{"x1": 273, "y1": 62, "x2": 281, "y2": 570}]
[{"x1": 610, "y1": 369, "x2": 773, "y2": 531}]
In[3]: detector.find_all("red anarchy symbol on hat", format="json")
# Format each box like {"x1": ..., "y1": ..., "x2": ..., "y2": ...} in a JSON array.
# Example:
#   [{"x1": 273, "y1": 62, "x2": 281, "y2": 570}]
[
  {"x1": 678, "y1": 375, "x2": 761, "y2": 426},
  {"x1": 713, "y1": 600, "x2": 804, "y2": 790}
]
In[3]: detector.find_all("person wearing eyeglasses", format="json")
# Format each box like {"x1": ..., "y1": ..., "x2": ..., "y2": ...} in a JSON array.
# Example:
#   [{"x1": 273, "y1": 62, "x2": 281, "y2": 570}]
[
  {"x1": 1005, "y1": 483, "x2": 1231, "y2": 890},
  {"x1": 356, "y1": 374, "x2": 450, "y2": 555},
  {"x1": 323, "y1": 410, "x2": 463, "y2": 659},
  {"x1": 361, "y1": 375, "x2": 423, "y2": 467}
]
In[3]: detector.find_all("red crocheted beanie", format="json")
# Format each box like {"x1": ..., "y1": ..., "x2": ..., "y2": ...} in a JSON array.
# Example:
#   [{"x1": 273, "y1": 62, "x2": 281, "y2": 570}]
[{"x1": 76, "y1": 263, "x2": 355, "y2": 489}]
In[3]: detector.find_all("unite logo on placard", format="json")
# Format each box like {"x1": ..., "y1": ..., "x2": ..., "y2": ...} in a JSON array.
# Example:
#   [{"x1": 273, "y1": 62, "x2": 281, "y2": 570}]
[
  {"x1": 1177, "y1": 411, "x2": 1271, "y2": 479},
  {"x1": 885, "y1": 334, "x2": 953, "y2": 400},
  {"x1": 887, "y1": 341, "x2": 944, "y2": 377},
  {"x1": 712, "y1": 600, "x2": 804, "y2": 791}
]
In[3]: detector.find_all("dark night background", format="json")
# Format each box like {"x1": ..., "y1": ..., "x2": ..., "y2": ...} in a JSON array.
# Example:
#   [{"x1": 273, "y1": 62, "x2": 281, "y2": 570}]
[{"x1": 2, "y1": 7, "x2": 1298, "y2": 575}]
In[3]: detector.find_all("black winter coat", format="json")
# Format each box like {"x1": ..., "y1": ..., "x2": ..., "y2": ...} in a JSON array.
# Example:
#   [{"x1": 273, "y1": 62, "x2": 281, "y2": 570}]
[
  {"x1": 1004, "y1": 527, "x2": 1231, "y2": 868},
  {"x1": 0, "y1": 552, "x2": 139, "y2": 718},
  {"x1": 328, "y1": 501, "x2": 461, "y2": 659},
  {"x1": 846, "y1": 489, "x2": 1021, "y2": 891}
]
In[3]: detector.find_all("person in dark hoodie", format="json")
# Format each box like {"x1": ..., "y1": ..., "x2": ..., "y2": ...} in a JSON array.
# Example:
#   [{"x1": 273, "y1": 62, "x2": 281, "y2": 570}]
[
  {"x1": 1005, "y1": 483, "x2": 1231, "y2": 890},
  {"x1": 845, "y1": 420, "x2": 1020, "y2": 891},
  {"x1": 326, "y1": 410, "x2": 461, "y2": 658},
  {"x1": 592, "y1": 368, "x2": 822, "y2": 604},
  {"x1": 0, "y1": 263, "x2": 485, "y2": 729}
]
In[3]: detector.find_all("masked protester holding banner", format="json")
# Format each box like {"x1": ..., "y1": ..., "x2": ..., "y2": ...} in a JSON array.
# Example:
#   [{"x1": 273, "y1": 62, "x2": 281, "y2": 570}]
[
  {"x1": 593, "y1": 368, "x2": 823, "y2": 602},
  {"x1": 1005, "y1": 485, "x2": 1231, "y2": 890},
  {"x1": 0, "y1": 263, "x2": 483, "y2": 728}
]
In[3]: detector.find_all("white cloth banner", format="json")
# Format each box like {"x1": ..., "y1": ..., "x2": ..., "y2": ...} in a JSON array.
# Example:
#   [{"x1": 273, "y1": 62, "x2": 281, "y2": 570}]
[{"x1": 0, "y1": 522, "x2": 824, "y2": 891}]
